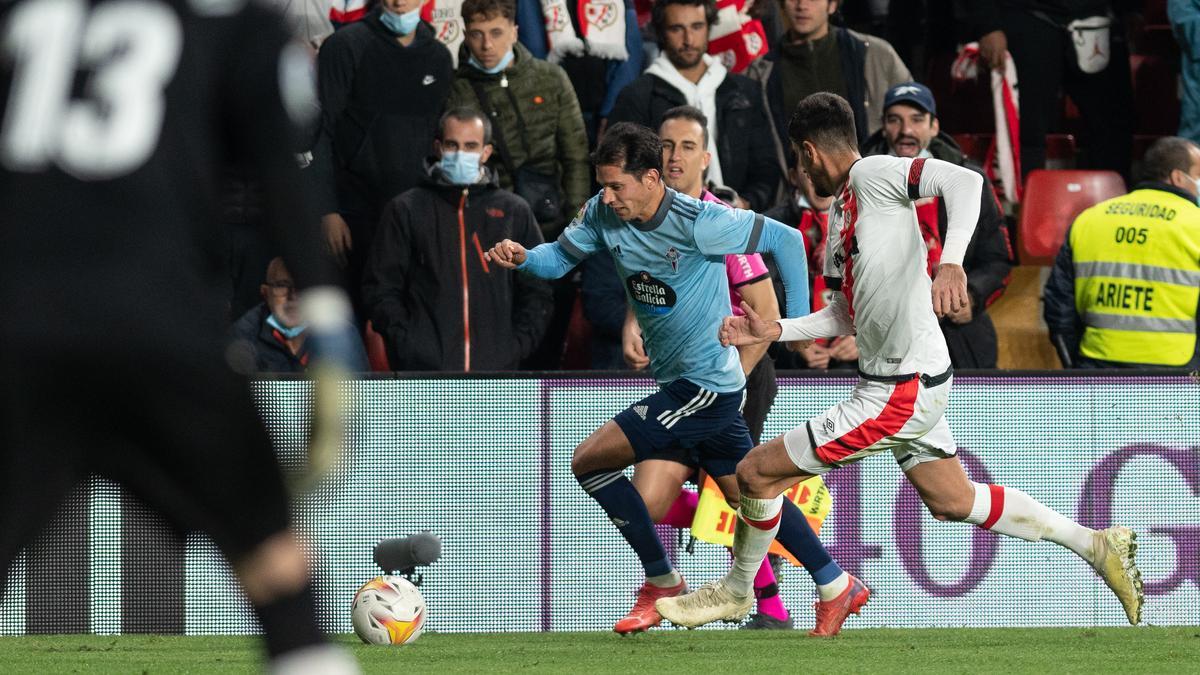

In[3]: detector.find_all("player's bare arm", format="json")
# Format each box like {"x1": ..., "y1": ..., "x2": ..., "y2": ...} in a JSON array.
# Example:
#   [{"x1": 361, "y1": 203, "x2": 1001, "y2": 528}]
[
  {"x1": 621, "y1": 306, "x2": 650, "y2": 370},
  {"x1": 719, "y1": 301, "x2": 782, "y2": 347},
  {"x1": 732, "y1": 279, "x2": 779, "y2": 375},
  {"x1": 485, "y1": 239, "x2": 527, "y2": 269}
]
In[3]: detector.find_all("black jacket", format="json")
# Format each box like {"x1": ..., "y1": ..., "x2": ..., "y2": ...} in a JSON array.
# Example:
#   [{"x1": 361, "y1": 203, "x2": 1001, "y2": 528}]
[
  {"x1": 362, "y1": 164, "x2": 553, "y2": 371},
  {"x1": 607, "y1": 72, "x2": 781, "y2": 211},
  {"x1": 311, "y1": 13, "x2": 453, "y2": 221},
  {"x1": 960, "y1": 0, "x2": 1137, "y2": 36},
  {"x1": 859, "y1": 131, "x2": 1014, "y2": 368},
  {"x1": 759, "y1": 27, "x2": 871, "y2": 149},
  {"x1": 228, "y1": 304, "x2": 309, "y2": 374}
]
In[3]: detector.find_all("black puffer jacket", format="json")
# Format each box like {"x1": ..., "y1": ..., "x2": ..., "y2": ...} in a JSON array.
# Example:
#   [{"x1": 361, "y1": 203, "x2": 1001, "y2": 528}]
[
  {"x1": 607, "y1": 72, "x2": 781, "y2": 211},
  {"x1": 362, "y1": 164, "x2": 553, "y2": 371}
]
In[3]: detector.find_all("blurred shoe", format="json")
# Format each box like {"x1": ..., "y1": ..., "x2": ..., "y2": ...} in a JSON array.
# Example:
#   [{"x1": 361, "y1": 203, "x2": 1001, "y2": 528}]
[{"x1": 740, "y1": 612, "x2": 793, "y2": 630}]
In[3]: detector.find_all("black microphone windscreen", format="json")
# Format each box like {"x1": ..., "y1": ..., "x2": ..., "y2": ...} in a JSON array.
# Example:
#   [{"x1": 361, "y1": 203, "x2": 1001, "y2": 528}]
[{"x1": 373, "y1": 532, "x2": 441, "y2": 573}]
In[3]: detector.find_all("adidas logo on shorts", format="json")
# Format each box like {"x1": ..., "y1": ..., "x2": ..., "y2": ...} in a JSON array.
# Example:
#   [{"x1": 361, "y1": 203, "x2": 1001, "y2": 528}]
[{"x1": 634, "y1": 405, "x2": 649, "y2": 420}]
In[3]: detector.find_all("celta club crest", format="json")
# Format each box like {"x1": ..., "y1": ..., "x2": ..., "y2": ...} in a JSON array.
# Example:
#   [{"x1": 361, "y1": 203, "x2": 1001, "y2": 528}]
[
  {"x1": 585, "y1": 0, "x2": 618, "y2": 30},
  {"x1": 664, "y1": 246, "x2": 680, "y2": 272}
]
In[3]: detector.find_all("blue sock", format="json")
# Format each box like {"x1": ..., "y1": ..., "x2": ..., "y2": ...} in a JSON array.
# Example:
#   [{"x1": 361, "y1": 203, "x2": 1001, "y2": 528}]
[
  {"x1": 577, "y1": 470, "x2": 671, "y2": 578},
  {"x1": 775, "y1": 500, "x2": 844, "y2": 585}
]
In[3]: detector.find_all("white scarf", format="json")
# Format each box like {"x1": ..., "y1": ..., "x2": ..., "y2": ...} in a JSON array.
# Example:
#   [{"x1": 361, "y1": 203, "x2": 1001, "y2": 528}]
[
  {"x1": 421, "y1": 0, "x2": 466, "y2": 67},
  {"x1": 539, "y1": 0, "x2": 628, "y2": 63},
  {"x1": 645, "y1": 53, "x2": 728, "y2": 187}
]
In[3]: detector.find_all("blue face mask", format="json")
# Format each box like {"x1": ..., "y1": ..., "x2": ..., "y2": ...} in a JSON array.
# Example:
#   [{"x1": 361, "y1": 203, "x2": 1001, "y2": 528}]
[
  {"x1": 468, "y1": 49, "x2": 514, "y2": 75},
  {"x1": 380, "y1": 6, "x2": 421, "y2": 36},
  {"x1": 440, "y1": 151, "x2": 483, "y2": 185},
  {"x1": 1193, "y1": 176, "x2": 1200, "y2": 206},
  {"x1": 267, "y1": 313, "x2": 307, "y2": 339}
]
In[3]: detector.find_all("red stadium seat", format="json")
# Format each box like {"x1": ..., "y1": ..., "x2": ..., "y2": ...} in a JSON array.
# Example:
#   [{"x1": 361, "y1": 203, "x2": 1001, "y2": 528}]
[
  {"x1": 1018, "y1": 170, "x2": 1126, "y2": 265},
  {"x1": 560, "y1": 291, "x2": 593, "y2": 370},
  {"x1": 1045, "y1": 134, "x2": 1077, "y2": 169},
  {"x1": 363, "y1": 320, "x2": 391, "y2": 372},
  {"x1": 952, "y1": 133, "x2": 992, "y2": 165}
]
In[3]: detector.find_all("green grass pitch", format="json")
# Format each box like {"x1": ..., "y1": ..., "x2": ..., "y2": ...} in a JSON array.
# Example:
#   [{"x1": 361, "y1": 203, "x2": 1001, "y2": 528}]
[{"x1": 2, "y1": 628, "x2": 1198, "y2": 673}]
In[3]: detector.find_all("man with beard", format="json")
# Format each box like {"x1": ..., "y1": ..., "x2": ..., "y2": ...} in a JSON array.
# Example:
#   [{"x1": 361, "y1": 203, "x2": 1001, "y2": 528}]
[
  {"x1": 607, "y1": 0, "x2": 779, "y2": 211},
  {"x1": 860, "y1": 82, "x2": 1013, "y2": 368}
]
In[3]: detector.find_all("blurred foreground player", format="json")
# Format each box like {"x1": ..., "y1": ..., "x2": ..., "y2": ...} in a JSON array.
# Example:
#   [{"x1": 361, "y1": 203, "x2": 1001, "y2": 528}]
[
  {"x1": 657, "y1": 93, "x2": 1144, "y2": 630},
  {"x1": 0, "y1": 0, "x2": 360, "y2": 671}
]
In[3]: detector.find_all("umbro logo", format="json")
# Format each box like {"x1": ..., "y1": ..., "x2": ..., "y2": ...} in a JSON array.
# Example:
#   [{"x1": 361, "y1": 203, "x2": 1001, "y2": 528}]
[
  {"x1": 422, "y1": 75, "x2": 436, "y2": 85},
  {"x1": 633, "y1": 405, "x2": 648, "y2": 420}
]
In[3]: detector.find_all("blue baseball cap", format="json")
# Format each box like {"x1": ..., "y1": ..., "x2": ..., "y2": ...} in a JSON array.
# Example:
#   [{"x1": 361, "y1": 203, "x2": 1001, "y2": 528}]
[{"x1": 883, "y1": 82, "x2": 937, "y2": 117}]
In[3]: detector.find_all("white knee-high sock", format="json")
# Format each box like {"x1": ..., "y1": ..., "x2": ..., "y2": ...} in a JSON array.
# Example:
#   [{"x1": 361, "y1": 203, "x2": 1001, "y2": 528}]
[
  {"x1": 965, "y1": 482, "x2": 1097, "y2": 562},
  {"x1": 724, "y1": 495, "x2": 783, "y2": 597}
]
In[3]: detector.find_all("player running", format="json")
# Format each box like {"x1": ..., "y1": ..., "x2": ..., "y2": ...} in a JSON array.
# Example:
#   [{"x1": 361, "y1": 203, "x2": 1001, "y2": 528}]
[
  {"x1": 657, "y1": 93, "x2": 1144, "y2": 629},
  {"x1": 488, "y1": 122, "x2": 862, "y2": 637},
  {"x1": 617, "y1": 105, "x2": 795, "y2": 630},
  {"x1": 0, "y1": 0, "x2": 361, "y2": 671}
]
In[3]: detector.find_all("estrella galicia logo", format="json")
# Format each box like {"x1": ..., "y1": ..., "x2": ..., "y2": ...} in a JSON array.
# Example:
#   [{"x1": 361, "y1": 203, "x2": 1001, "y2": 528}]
[
  {"x1": 626, "y1": 271, "x2": 677, "y2": 315},
  {"x1": 664, "y1": 246, "x2": 680, "y2": 272}
]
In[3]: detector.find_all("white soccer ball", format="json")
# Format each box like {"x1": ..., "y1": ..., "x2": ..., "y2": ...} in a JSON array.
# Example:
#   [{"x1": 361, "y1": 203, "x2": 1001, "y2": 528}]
[{"x1": 350, "y1": 575, "x2": 426, "y2": 645}]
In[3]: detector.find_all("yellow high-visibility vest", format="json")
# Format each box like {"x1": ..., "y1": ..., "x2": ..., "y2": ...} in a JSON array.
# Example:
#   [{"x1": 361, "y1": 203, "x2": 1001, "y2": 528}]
[{"x1": 1070, "y1": 188, "x2": 1200, "y2": 366}]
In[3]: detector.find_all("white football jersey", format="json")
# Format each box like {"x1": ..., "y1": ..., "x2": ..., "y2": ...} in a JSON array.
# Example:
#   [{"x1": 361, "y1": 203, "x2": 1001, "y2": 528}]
[{"x1": 808, "y1": 154, "x2": 982, "y2": 377}]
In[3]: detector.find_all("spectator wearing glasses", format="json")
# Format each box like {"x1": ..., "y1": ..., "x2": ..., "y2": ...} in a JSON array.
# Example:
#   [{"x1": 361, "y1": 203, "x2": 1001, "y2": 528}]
[{"x1": 228, "y1": 258, "x2": 312, "y2": 373}]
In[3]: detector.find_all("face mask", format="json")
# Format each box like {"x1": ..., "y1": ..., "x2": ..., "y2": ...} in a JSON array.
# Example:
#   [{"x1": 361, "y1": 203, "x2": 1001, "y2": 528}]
[
  {"x1": 468, "y1": 49, "x2": 514, "y2": 75},
  {"x1": 380, "y1": 6, "x2": 421, "y2": 36},
  {"x1": 441, "y1": 151, "x2": 482, "y2": 185},
  {"x1": 267, "y1": 313, "x2": 307, "y2": 339},
  {"x1": 1193, "y1": 176, "x2": 1200, "y2": 206}
]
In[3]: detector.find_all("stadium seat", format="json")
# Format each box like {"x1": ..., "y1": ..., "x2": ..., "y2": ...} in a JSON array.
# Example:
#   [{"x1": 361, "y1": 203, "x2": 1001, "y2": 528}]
[
  {"x1": 560, "y1": 291, "x2": 593, "y2": 370},
  {"x1": 1018, "y1": 169, "x2": 1126, "y2": 265},
  {"x1": 952, "y1": 133, "x2": 991, "y2": 166},
  {"x1": 363, "y1": 320, "x2": 391, "y2": 372},
  {"x1": 1044, "y1": 134, "x2": 1077, "y2": 169}
]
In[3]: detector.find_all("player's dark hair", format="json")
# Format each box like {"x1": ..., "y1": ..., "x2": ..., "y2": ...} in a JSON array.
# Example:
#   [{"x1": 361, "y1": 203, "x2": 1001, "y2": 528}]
[
  {"x1": 661, "y1": 105, "x2": 709, "y2": 148},
  {"x1": 592, "y1": 122, "x2": 663, "y2": 179},
  {"x1": 438, "y1": 107, "x2": 493, "y2": 145},
  {"x1": 461, "y1": 0, "x2": 516, "y2": 23},
  {"x1": 652, "y1": 0, "x2": 718, "y2": 47},
  {"x1": 1140, "y1": 136, "x2": 1198, "y2": 184},
  {"x1": 787, "y1": 92, "x2": 858, "y2": 154}
]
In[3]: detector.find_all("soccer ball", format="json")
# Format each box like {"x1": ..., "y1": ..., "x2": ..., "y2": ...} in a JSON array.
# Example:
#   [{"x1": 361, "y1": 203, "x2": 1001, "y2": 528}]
[{"x1": 351, "y1": 576, "x2": 426, "y2": 645}]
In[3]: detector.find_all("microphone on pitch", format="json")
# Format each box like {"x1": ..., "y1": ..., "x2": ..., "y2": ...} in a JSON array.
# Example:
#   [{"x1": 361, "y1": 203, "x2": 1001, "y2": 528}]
[{"x1": 373, "y1": 532, "x2": 442, "y2": 578}]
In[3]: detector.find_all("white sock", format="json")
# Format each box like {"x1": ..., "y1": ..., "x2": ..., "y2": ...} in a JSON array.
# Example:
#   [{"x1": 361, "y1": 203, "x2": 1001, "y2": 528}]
[
  {"x1": 268, "y1": 645, "x2": 359, "y2": 675},
  {"x1": 724, "y1": 495, "x2": 783, "y2": 597},
  {"x1": 966, "y1": 482, "x2": 1096, "y2": 562},
  {"x1": 647, "y1": 570, "x2": 682, "y2": 588},
  {"x1": 816, "y1": 571, "x2": 851, "y2": 601}
]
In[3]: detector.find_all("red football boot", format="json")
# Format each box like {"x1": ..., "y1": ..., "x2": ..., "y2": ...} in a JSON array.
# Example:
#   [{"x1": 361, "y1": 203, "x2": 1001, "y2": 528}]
[{"x1": 809, "y1": 575, "x2": 870, "y2": 637}]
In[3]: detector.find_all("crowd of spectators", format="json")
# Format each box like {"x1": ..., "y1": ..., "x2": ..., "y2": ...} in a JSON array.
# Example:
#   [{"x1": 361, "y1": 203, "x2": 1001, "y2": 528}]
[{"x1": 231, "y1": 0, "x2": 1200, "y2": 373}]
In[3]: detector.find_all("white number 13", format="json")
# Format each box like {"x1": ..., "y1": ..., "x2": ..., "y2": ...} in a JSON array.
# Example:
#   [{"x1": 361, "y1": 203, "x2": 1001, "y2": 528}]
[{"x1": 1, "y1": 0, "x2": 182, "y2": 179}]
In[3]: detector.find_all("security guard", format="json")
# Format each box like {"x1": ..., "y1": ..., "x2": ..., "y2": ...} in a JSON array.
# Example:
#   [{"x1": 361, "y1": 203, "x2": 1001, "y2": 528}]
[{"x1": 1045, "y1": 136, "x2": 1200, "y2": 368}]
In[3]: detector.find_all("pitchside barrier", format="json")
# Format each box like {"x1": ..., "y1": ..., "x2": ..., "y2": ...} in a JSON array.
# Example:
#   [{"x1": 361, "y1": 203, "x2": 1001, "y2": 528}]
[{"x1": 2, "y1": 373, "x2": 1198, "y2": 635}]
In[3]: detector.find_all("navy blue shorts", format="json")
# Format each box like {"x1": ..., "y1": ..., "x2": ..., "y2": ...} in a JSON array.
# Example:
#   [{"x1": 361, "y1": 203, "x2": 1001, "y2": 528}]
[{"x1": 613, "y1": 379, "x2": 753, "y2": 477}]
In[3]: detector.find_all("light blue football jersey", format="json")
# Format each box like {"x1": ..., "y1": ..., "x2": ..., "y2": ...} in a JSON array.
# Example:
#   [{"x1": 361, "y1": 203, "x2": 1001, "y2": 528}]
[{"x1": 556, "y1": 188, "x2": 766, "y2": 392}]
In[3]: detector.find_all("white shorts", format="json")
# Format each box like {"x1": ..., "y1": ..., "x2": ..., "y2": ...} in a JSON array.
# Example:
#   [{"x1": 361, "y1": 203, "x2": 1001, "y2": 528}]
[{"x1": 783, "y1": 373, "x2": 957, "y2": 475}]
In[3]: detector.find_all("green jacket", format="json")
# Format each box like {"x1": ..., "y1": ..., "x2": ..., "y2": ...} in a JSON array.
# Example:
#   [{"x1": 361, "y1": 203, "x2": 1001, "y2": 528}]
[{"x1": 448, "y1": 43, "x2": 590, "y2": 236}]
